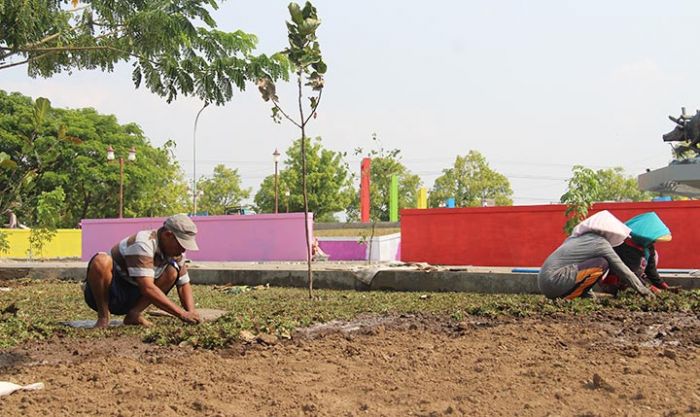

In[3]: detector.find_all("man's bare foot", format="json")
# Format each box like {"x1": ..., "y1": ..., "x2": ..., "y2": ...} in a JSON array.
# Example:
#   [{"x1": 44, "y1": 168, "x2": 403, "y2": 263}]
[
  {"x1": 94, "y1": 317, "x2": 111, "y2": 328},
  {"x1": 123, "y1": 313, "x2": 153, "y2": 327}
]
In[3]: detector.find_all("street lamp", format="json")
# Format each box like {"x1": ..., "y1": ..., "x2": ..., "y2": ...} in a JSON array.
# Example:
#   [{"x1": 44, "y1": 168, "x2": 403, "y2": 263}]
[
  {"x1": 192, "y1": 103, "x2": 209, "y2": 215},
  {"x1": 273, "y1": 148, "x2": 281, "y2": 214},
  {"x1": 107, "y1": 145, "x2": 136, "y2": 218}
]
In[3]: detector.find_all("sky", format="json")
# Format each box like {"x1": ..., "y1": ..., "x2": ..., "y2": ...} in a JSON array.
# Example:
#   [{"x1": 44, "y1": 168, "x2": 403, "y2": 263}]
[{"x1": 3, "y1": 0, "x2": 700, "y2": 206}]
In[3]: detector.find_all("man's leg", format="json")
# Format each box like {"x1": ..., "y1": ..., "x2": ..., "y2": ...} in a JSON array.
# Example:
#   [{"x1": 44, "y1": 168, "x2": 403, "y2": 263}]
[
  {"x1": 86, "y1": 253, "x2": 114, "y2": 328},
  {"x1": 123, "y1": 265, "x2": 178, "y2": 326}
]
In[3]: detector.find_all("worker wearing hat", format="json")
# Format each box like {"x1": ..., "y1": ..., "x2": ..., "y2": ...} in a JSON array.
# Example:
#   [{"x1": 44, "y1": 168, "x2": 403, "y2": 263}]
[
  {"x1": 599, "y1": 212, "x2": 676, "y2": 295},
  {"x1": 83, "y1": 214, "x2": 202, "y2": 328}
]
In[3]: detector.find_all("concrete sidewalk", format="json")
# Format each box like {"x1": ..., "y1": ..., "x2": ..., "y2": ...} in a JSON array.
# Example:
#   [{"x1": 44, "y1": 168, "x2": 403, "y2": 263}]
[{"x1": 0, "y1": 260, "x2": 698, "y2": 294}]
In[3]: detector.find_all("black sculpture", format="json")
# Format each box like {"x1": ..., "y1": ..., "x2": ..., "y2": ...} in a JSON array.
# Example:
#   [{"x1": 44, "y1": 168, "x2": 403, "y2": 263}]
[{"x1": 663, "y1": 107, "x2": 700, "y2": 158}]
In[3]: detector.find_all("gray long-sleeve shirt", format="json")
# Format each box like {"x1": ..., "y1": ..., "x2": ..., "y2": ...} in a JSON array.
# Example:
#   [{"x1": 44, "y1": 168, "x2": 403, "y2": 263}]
[{"x1": 538, "y1": 233, "x2": 651, "y2": 298}]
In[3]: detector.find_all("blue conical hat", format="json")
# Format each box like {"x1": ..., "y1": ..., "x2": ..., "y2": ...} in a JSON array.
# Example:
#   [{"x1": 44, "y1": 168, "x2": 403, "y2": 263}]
[{"x1": 625, "y1": 212, "x2": 671, "y2": 248}]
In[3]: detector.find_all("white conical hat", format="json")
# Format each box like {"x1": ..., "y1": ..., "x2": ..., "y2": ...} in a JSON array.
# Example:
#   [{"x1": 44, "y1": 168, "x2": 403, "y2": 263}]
[{"x1": 571, "y1": 210, "x2": 631, "y2": 247}]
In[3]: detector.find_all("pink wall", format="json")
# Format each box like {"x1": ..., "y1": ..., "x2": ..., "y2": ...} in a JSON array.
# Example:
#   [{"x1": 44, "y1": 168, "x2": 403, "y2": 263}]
[
  {"x1": 318, "y1": 240, "x2": 367, "y2": 261},
  {"x1": 401, "y1": 201, "x2": 700, "y2": 268},
  {"x1": 81, "y1": 213, "x2": 313, "y2": 261}
]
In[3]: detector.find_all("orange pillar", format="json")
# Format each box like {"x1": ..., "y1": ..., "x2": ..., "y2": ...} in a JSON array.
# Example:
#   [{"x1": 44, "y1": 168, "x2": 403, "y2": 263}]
[{"x1": 361, "y1": 158, "x2": 371, "y2": 223}]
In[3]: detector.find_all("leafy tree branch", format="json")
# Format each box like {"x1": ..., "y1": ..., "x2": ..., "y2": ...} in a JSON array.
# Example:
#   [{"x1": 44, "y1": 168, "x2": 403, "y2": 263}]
[{"x1": 1, "y1": 0, "x2": 290, "y2": 104}]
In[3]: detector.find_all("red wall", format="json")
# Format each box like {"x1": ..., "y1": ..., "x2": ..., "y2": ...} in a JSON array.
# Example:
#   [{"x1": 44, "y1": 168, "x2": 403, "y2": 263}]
[{"x1": 400, "y1": 201, "x2": 700, "y2": 268}]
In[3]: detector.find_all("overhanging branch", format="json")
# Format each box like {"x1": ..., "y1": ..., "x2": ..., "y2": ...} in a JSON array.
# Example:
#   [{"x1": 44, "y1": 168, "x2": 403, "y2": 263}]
[
  {"x1": 271, "y1": 100, "x2": 302, "y2": 129},
  {"x1": 303, "y1": 89, "x2": 323, "y2": 126}
]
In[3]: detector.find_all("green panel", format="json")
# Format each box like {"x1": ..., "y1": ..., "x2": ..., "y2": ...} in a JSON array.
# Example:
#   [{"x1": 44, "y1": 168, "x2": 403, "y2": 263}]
[{"x1": 390, "y1": 175, "x2": 399, "y2": 222}]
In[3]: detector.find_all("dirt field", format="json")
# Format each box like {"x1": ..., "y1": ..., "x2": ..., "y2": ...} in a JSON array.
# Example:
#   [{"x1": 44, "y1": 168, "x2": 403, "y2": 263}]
[{"x1": 0, "y1": 311, "x2": 698, "y2": 417}]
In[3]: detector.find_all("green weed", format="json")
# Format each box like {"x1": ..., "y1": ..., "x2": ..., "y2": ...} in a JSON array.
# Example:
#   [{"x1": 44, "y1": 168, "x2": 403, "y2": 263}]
[{"x1": 0, "y1": 280, "x2": 697, "y2": 350}]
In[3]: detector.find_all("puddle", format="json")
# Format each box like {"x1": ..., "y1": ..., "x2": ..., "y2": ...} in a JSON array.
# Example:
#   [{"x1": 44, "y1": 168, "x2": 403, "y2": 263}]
[
  {"x1": 62, "y1": 320, "x2": 123, "y2": 328},
  {"x1": 293, "y1": 314, "x2": 411, "y2": 339}
]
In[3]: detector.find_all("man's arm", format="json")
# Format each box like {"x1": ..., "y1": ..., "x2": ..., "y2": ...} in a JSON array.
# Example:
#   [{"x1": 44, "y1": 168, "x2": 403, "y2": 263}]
[
  {"x1": 177, "y1": 282, "x2": 196, "y2": 312},
  {"x1": 173, "y1": 263, "x2": 197, "y2": 313},
  {"x1": 133, "y1": 277, "x2": 194, "y2": 321}
]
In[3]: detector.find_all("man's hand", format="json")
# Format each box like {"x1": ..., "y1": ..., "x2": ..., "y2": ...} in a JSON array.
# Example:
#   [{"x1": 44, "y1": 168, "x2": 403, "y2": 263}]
[{"x1": 179, "y1": 309, "x2": 201, "y2": 324}]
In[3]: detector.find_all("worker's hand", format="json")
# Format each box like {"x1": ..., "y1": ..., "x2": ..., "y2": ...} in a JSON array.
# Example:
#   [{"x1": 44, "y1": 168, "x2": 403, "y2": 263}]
[
  {"x1": 657, "y1": 282, "x2": 682, "y2": 294},
  {"x1": 640, "y1": 286, "x2": 656, "y2": 298},
  {"x1": 666, "y1": 286, "x2": 682, "y2": 294},
  {"x1": 179, "y1": 310, "x2": 201, "y2": 324},
  {"x1": 650, "y1": 283, "x2": 681, "y2": 294}
]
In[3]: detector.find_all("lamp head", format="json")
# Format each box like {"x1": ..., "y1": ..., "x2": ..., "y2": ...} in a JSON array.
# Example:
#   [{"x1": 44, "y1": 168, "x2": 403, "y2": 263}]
[{"x1": 127, "y1": 146, "x2": 136, "y2": 161}]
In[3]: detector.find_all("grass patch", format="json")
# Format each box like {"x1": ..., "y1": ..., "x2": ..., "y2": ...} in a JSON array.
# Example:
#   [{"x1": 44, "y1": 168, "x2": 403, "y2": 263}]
[{"x1": 0, "y1": 279, "x2": 698, "y2": 349}]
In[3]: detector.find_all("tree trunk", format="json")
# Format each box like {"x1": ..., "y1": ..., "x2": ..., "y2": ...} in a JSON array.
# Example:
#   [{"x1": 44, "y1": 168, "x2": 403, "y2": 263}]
[{"x1": 297, "y1": 72, "x2": 313, "y2": 298}]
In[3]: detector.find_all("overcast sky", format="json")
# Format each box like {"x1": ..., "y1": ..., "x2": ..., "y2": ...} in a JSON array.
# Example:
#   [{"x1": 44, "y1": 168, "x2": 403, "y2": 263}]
[{"x1": 3, "y1": 0, "x2": 699, "y2": 205}]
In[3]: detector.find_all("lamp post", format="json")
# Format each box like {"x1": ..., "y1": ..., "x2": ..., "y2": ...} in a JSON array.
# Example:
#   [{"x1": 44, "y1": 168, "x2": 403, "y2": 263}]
[
  {"x1": 273, "y1": 148, "x2": 281, "y2": 214},
  {"x1": 285, "y1": 189, "x2": 290, "y2": 213},
  {"x1": 107, "y1": 145, "x2": 136, "y2": 218},
  {"x1": 192, "y1": 103, "x2": 209, "y2": 215}
]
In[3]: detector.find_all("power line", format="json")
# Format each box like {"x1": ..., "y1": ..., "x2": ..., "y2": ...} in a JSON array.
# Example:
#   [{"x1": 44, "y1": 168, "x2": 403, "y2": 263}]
[{"x1": 181, "y1": 157, "x2": 656, "y2": 174}]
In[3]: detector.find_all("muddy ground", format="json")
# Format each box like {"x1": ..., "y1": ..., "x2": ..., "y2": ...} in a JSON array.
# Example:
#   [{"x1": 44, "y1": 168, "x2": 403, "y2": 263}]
[{"x1": 1, "y1": 311, "x2": 699, "y2": 417}]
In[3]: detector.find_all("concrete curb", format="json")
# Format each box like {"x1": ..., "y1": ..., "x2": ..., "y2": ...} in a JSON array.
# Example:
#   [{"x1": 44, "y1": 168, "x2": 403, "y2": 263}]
[
  {"x1": 1, "y1": 264, "x2": 699, "y2": 294},
  {"x1": 191, "y1": 269, "x2": 368, "y2": 291},
  {"x1": 370, "y1": 271, "x2": 541, "y2": 293}
]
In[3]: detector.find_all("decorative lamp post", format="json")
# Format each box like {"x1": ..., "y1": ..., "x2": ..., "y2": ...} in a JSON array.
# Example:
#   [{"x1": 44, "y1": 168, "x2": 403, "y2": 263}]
[
  {"x1": 107, "y1": 145, "x2": 136, "y2": 218},
  {"x1": 273, "y1": 148, "x2": 281, "y2": 213}
]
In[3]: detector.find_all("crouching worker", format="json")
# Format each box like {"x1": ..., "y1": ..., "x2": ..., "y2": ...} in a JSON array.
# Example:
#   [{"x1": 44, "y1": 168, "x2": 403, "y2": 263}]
[
  {"x1": 539, "y1": 210, "x2": 655, "y2": 300},
  {"x1": 83, "y1": 214, "x2": 202, "y2": 328},
  {"x1": 599, "y1": 212, "x2": 674, "y2": 296}
]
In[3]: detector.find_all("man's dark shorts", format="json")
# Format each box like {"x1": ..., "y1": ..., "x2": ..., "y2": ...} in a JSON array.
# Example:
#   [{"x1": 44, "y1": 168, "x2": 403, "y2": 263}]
[{"x1": 83, "y1": 253, "x2": 142, "y2": 315}]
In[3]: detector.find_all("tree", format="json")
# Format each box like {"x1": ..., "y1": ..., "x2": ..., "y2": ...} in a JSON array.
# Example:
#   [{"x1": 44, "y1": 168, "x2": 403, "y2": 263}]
[
  {"x1": 28, "y1": 187, "x2": 65, "y2": 258},
  {"x1": 429, "y1": 151, "x2": 513, "y2": 208},
  {"x1": 196, "y1": 164, "x2": 250, "y2": 215},
  {"x1": 0, "y1": 92, "x2": 80, "y2": 225},
  {"x1": 0, "y1": 231, "x2": 8, "y2": 255},
  {"x1": 254, "y1": 137, "x2": 353, "y2": 222},
  {"x1": 561, "y1": 165, "x2": 654, "y2": 233},
  {"x1": 0, "y1": 90, "x2": 190, "y2": 226},
  {"x1": 257, "y1": 1, "x2": 326, "y2": 296},
  {"x1": 347, "y1": 134, "x2": 422, "y2": 222},
  {"x1": 0, "y1": 0, "x2": 289, "y2": 104}
]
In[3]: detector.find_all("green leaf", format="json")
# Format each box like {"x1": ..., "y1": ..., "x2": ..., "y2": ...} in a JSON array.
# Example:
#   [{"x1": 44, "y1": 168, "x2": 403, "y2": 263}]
[
  {"x1": 299, "y1": 19, "x2": 320, "y2": 36},
  {"x1": 301, "y1": 1, "x2": 318, "y2": 19},
  {"x1": 312, "y1": 60, "x2": 327, "y2": 74},
  {"x1": 57, "y1": 124, "x2": 67, "y2": 141},
  {"x1": 0, "y1": 152, "x2": 17, "y2": 170},
  {"x1": 132, "y1": 66, "x2": 143, "y2": 88},
  {"x1": 271, "y1": 106, "x2": 282, "y2": 124},
  {"x1": 288, "y1": 3, "x2": 304, "y2": 25},
  {"x1": 33, "y1": 97, "x2": 51, "y2": 128}
]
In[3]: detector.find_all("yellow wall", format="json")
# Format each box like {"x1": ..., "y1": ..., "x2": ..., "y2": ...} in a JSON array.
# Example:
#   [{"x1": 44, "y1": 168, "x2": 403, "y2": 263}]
[{"x1": 0, "y1": 229, "x2": 82, "y2": 259}]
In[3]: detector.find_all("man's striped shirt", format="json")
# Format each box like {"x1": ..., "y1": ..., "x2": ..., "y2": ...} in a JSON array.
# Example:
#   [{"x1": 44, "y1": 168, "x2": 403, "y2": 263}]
[{"x1": 110, "y1": 229, "x2": 190, "y2": 287}]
